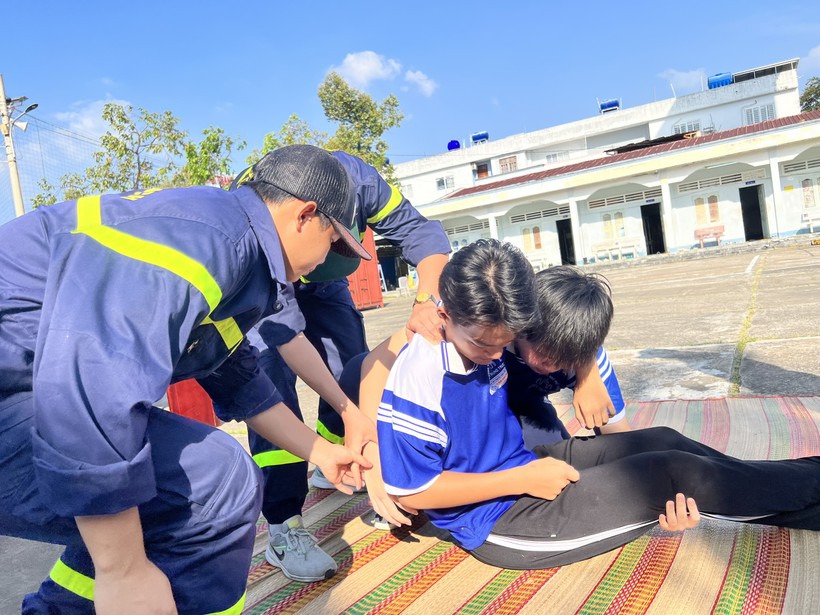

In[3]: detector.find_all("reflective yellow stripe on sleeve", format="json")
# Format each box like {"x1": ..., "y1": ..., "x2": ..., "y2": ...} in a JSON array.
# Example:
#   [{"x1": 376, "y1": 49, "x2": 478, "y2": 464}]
[
  {"x1": 73, "y1": 195, "x2": 243, "y2": 350},
  {"x1": 366, "y1": 184, "x2": 403, "y2": 225},
  {"x1": 49, "y1": 559, "x2": 94, "y2": 602},
  {"x1": 253, "y1": 449, "x2": 304, "y2": 467}
]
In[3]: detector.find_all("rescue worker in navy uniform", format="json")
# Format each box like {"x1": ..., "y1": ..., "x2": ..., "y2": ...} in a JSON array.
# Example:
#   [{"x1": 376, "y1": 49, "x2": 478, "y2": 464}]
[
  {"x1": 0, "y1": 145, "x2": 374, "y2": 615},
  {"x1": 232, "y1": 151, "x2": 451, "y2": 581}
]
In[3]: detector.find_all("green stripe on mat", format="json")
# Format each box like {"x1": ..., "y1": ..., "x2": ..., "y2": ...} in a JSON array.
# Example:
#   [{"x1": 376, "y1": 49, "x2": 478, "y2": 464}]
[
  {"x1": 576, "y1": 535, "x2": 651, "y2": 614},
  {"x1": 458, "y1": 568, "x2": 530, "y2": 614},
  {"x1": 342, "y1": 542, "x2": 463, "y2": 614},
  {"x1": 710, "y1": 525, "x2": 758, "y2": 614}
]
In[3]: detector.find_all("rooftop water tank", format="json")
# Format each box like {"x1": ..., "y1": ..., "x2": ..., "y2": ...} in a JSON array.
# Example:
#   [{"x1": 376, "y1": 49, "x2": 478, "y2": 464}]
[
  {"x1": 470, "y1": 131, "x2": 489, "y2": 145},
  {"x1": 447, "y1": 139, "x2": 461, "y2": 151},
  {"x1": 708, "y1": 72, "x2": 733, "y2": 89},
  {"x1": 599, "y1": 98, "x2": 621, "y2": 113}
]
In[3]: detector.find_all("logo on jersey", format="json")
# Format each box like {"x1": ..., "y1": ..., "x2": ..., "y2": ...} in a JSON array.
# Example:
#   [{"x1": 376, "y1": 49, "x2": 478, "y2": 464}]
[{"x1": 488, "y1": 361, "x2": 508, "y2": 395}]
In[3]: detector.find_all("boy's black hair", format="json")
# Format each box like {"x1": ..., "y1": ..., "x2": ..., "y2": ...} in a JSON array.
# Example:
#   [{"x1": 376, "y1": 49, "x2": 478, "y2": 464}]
[
  {"x1": 439, "y1": 239, "x2": 537, "y2": 334},
  {"x1": 522, "y1": 266, "x2": 613, "y2": 371}
]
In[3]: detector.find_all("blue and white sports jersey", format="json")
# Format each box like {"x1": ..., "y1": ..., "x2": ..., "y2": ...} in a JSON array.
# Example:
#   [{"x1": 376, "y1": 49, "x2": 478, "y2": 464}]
[{"x1": 378, "y1": 335, "x2": 536, "y2": 550}]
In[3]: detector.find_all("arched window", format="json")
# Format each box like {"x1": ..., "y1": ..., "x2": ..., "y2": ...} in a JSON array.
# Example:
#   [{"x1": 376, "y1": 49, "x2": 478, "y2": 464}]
[
  {"x1": 708, "y1": 195, "x2": 720, "y2": 223},
  {"x1": 522, "y1": 228, "x2": 533, "y2": 252},
  {"x1": 532, "y1": 226, "x2": 542, "y2": 249}
]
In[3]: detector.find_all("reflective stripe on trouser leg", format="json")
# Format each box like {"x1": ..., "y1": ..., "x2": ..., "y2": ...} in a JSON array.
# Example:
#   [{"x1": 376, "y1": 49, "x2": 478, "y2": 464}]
[
  {"x1": 22, "y1": 547, "x2": 95, "y2": 615},
  {"x1": 252, "y1": 345, "x2": 309, "y2": 523}
]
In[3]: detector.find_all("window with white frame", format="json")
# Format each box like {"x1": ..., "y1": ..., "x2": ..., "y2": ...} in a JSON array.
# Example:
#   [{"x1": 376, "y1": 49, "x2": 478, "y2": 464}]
[
  {"x1": 499, "y1": 156, "x2": 518, "y2": 173},
  {"x1": 673, "y1": 119, "x2": 701, "y2": 135},
  {"x1": 436, "y1": 176, "x2": 455, "y2": 191},
  {"x1": 744, "y1": 103, "x2": 775, "y2": 126},
  {"x1": 544, "y1": 151, "x2": 568, "y2": 165},
  {"x1": 400, "y1": 183, "x2": 413, "y2": 198}
]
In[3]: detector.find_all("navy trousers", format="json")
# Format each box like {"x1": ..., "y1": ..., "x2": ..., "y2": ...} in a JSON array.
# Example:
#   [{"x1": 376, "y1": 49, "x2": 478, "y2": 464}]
[
  {"x1": 0, "y1": 391, "x2": 261, "y2": 615},
  {"x1": 249, "y1": 280, "x2": 368, "y2": 524}
]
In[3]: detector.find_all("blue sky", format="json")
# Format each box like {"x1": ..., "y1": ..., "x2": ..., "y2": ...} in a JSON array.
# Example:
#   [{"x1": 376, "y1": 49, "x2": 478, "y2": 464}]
[{"x1": 2, "y1": 0, "x2": 819, "y2": 220}]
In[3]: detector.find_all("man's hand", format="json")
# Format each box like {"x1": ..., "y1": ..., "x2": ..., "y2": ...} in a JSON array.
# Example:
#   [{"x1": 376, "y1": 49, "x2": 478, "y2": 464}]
[
  {"x1": 518, "y1": 457, "x2": 580, "y2": 500},
  {"x1": 659, "y1": 493, "x2": 701, "y2": 532},
  {"x1": 94, "y1": 558, "x2": 177, "y2": 615},
  {"x1": 405, "y1": 300, "x2": 443, "y2": 343},
  {"x1": 314, "y1": 440, "x2": 372, "y2": 494}
]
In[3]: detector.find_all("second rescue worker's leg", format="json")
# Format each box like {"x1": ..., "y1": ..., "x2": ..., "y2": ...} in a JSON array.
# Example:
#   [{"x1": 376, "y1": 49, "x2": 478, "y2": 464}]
[
  {"x1": 296, "y1": 280, "x2": 368, "y2": 488},
  {"x1": 251, "y1": 347, "x2": 338, "y2": 582}
]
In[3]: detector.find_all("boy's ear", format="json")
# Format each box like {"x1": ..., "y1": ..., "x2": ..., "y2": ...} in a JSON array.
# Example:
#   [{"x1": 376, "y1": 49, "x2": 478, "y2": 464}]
[
  {"x1": 296, "y1": 201, "x2": 319, "y2": 228},
  {"x1": 436, "y1": 305, "x2": 450, "y2": 323}
]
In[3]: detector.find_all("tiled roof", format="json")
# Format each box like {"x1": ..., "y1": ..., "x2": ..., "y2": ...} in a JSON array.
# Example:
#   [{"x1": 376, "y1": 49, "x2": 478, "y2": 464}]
[{"x1": 444, "y1": 110, "x2": 820, "y2": 200}]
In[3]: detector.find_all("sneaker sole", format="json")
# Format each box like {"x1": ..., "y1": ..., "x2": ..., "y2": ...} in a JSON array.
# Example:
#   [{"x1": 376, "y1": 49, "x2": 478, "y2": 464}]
[{"x1": 264, "y1": 546, "x2": 337, "y2": 582}]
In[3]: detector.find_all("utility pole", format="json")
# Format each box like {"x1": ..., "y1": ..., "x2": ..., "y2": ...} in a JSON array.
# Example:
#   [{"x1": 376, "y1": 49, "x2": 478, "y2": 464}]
[{"x1": 0, "y1": 73, "x2": 35, "y2": 217}]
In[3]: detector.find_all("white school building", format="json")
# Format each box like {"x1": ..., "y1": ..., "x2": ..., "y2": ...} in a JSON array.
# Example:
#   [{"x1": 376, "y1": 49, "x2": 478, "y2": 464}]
[{"x1": 392, "y1": 58, "x2": 820, "y2": 270}]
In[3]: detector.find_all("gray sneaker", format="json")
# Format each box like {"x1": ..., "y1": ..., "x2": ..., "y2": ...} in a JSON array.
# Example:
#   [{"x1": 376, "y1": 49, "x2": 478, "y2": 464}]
[
  {"x1": 265, "y1": 515, "x2": 338, "y2": 582},
  {"x1": 309, "y1": 467, "x2": 367, "y2": 493}
]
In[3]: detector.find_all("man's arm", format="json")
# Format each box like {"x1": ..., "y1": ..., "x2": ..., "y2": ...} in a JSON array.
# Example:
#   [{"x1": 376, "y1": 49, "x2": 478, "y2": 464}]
[
  {"x1": 278, "y1": 332, "x2": 377, "y2": 453},
  {"x1": 246, "y1": 402, "x2": 371, "y2": 492}
]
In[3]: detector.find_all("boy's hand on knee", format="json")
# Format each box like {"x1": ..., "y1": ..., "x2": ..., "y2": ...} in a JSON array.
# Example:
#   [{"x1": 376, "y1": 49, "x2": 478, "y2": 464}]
[
  {"x1": 658, "y1": 493, "x2": 701, "y2": 532},
  {"x1": 520, "y1": 457, "x2": 580, "y2": 500}
]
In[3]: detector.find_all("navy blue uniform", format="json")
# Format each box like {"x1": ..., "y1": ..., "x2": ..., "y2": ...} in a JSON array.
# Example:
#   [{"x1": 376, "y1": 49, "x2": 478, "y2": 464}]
[
  {"x1": 0, "y1": 186, "x2": 295, "y2": 614},
  {"x1": 249, "y1": 151, "x2": 451, "y2": 524}
]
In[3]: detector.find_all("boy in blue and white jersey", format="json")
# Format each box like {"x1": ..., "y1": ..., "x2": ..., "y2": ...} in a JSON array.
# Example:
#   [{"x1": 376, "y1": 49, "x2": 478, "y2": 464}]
[{"x1": 376, "y1": 239, "x2": 820, "y2": 570}]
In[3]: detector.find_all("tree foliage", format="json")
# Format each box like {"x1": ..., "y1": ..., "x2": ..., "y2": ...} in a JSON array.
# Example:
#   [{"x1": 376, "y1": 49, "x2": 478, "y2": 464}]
[
  {"x1": 33, "y1": 103, "x2": 187, "y2": 205},
  {"x1": 247, "y1": 72, "x2": 404, "y2": 182},
  {"x1": 245, "y1": 115, "x2": 327, "y2": 166},
  {"x1": 177, "y1": 126, "x2": 245, "y2": 188},
  {"x1": 801, "y1": 77, "x2": 820, "y2": 112},
  {"x1": 319, "y1": 72, "x2": 403, "y2": 180}
]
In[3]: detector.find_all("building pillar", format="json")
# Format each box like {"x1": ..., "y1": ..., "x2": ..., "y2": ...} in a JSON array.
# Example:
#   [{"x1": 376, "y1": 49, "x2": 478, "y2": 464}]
[
  {"x1": 659, "y1": 174, "x2": 675, "y2": 250},
  {"x1": 486, "y1": 214, "x2": 499, "y2": 239},
  {"x1": 767, "y1": 150, "x2": 784, "y2": 238},
  {"x1": 568, "y1": 199, "x2": 583, "y2": 265}
]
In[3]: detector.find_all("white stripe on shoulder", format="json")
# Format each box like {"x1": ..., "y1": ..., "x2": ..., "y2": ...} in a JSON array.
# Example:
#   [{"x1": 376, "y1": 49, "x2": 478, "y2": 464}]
[{"x1": 384, "y1": 474, "x2": 440, "y2": 497}]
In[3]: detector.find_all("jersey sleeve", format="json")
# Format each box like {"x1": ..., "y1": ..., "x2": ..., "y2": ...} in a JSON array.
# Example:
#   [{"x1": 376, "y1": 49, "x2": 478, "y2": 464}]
[
  {"x1": 376, "y1": 351, "x2": 449, "y2": 495},
  {"x1": 596, "y1": 346, "x2": 626, "y2": 420}
]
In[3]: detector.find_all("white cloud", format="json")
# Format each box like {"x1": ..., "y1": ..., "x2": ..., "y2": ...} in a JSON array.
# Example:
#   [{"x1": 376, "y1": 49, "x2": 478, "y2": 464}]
[
  {"x1": 801, "y1": 45, "x2": 820, "y2": 76},
  {"x1": 333, "y1": 51, "x2": 402, "y2": 88},
  {"x1": 405, "y1": 70, "x2": 438, "y2": 97},
  {"x1": 490, "y1": 96, "x2": 501, "y2": 108},
  {"x1": 55, "y1": 98, "x2": 131, "y2": 141},
  {"x1": 100, "y1": 77, "x2": 116, "y2": 87},
  {"x1": 659, "y1": 68, "x2": 707, "y2": 96}
]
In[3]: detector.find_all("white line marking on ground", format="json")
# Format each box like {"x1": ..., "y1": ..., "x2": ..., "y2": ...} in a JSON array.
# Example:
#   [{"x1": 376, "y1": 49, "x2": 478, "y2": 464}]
[{"x1": 745, "y1": 255, "x2": 759, "y2": 275}]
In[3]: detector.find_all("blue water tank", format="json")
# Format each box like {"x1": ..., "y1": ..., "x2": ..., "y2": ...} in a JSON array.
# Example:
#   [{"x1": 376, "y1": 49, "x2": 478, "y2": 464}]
[
  {"x1": 708, "y1": 72, "x2": 733, "y2": 89},
  {"x1": 470, "y1": 131, "x2": 489, "y2": 144},
  {"x1": 447, "y1": 139, "x2": 461, "y2": 151},
  {"x1": 599, "y1": 98, "x2": 620, "y2": 113}
]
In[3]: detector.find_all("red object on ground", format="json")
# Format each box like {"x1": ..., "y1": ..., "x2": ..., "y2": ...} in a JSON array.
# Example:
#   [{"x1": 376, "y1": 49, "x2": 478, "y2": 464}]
[
  {"x1": 166, "y1": 379, "x2": 221, "y2": 427},
  {"x1": 347, "y1": 228, "x2": 384, "y2": 310}
]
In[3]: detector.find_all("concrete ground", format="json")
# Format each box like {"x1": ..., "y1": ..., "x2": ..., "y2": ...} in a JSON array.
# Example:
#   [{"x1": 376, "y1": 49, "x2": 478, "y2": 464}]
[{"x1": 2, "y1": 234, "x2": 818, "y2": 613}]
